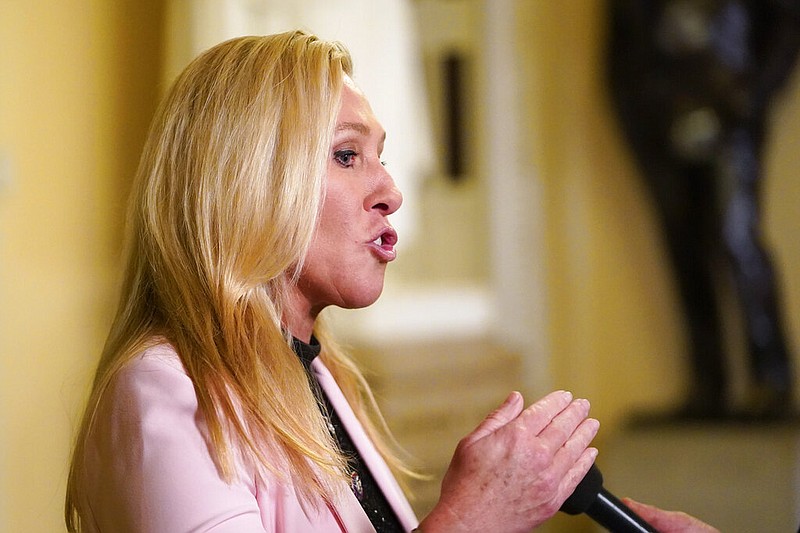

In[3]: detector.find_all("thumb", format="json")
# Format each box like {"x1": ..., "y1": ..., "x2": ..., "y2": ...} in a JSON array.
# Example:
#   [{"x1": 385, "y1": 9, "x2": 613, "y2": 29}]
[
  {"x1": 622, "y1": 498, "x2": 712, "y2": 532},
  {"x1": 462, "y1": 391, "x2": 524, "y2": 446}
]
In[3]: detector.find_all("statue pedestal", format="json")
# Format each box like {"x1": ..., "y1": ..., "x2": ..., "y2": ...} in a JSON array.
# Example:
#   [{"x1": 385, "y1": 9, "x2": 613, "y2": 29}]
[{"x1": 600, "y1": 421, "x2": 800, "y2": 532}]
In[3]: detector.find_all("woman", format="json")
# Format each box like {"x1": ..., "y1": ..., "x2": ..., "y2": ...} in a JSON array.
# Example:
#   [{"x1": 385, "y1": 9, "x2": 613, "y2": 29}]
[{"x1": 65, "y1": 30, "x2": 715, "y2": 532}]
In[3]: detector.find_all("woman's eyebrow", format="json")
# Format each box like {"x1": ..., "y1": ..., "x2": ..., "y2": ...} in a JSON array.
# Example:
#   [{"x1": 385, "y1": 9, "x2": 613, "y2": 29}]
[
  {"x1": 336, "y1": 121, "x2": 370, "y2": 135},
  {"x1": 335, "y1": 121, "x2": 386, "y2": 145}
]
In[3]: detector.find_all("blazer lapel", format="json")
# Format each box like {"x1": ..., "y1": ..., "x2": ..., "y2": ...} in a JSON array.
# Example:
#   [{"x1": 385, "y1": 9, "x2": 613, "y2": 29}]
[{"x1": 312, "y1": 358, "x2": 419, "y2": 532}]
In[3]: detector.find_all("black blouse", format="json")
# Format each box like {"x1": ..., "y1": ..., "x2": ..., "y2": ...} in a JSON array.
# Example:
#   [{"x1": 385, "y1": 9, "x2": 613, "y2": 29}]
[{"x1": 292, "y1": 337, "x2": 404, "y2": 533}]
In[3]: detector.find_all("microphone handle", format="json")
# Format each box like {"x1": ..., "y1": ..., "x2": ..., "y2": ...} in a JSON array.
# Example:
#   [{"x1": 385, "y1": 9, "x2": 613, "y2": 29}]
[{"x1": 587, "y1": 488, "x2": 658, "y2": 533}]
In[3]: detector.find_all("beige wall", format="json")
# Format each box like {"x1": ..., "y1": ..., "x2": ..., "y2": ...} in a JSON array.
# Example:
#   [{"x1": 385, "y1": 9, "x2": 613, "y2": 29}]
[
  {"x1": 0, "y1": 2, "x2": 163, "y2": 531},
  {"x1": 391, "y1": 0, "x2": 491, "y2": 285}
]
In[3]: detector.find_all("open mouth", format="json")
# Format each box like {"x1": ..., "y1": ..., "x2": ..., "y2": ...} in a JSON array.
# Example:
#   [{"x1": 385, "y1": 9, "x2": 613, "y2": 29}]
[
  {"x1": 369, "y1": 228, "x2": 398, "y2": 261},
  {"x1": 372, "y1": 228, "x2": 398, "y2": 248}
]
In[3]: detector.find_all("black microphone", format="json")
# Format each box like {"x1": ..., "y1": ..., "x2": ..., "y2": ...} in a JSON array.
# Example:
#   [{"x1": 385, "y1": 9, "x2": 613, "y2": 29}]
[{"x1": 560, "y1": 464, "x2": 657, "y2": 532}]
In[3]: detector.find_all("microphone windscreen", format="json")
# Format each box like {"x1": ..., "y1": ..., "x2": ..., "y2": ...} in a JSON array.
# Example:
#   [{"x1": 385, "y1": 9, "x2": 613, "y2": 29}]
[{"x1": 560, "y1": 464, "x2": 604, "y2": 515}]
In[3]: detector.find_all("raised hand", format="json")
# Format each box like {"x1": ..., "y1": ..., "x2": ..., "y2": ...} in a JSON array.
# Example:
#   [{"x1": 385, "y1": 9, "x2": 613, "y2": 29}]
[{"x1": 417, "y1": 390, "x2": 600, "y2": 533}]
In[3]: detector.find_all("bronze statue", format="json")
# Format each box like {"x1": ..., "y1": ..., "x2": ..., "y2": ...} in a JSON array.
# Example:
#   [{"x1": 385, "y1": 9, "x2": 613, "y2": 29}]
[{"x1": 607, "y1": 0, "x2": 800, "y2": 419}]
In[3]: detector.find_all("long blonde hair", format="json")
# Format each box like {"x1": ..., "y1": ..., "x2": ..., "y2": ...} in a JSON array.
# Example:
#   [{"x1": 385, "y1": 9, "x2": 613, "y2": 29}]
[{"x1": 65, "y1": 30, "x2": 408, "y2": 531}]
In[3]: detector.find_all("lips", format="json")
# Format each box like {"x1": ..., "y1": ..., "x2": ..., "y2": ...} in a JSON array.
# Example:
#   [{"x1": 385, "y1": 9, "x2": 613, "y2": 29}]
[{"x1": 368, "y1": 227, "x2": 398, "y2": 262}]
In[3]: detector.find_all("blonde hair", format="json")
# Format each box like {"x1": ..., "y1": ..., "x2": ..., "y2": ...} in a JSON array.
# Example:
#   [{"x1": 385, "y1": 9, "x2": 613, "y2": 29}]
[{"x1": 65, "y1": 30, "x2": 408, "y2": 531}]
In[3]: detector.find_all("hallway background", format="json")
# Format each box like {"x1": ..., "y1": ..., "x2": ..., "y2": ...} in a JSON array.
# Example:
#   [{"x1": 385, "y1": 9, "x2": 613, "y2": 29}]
[{"x1": 2, "y1": 1, "x2": 800, "y2": 531}]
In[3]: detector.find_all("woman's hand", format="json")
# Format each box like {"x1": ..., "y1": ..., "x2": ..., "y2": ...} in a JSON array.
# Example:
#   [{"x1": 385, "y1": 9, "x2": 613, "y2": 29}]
[
  {"x1": 623, "y1": 498, "x2": 720, "y2": 533},
  {"x1": 417, "y1": 390, "x2": 600, "y2": 533}
]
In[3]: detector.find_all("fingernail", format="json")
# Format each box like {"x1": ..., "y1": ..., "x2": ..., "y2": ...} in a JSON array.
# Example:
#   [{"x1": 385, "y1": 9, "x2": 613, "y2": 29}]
[
  {"x1": 574, "y1": 398, "x2": 590, "y2": 409},
  {"x1": 502, "y1": 391, "x2": 522, "y2": 407}
]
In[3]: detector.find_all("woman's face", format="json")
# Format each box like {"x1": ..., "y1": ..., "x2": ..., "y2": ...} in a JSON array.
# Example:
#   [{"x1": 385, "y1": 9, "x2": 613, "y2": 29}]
[{"x1": 287, "y1": 76, "x2": 402, "y2": 334}]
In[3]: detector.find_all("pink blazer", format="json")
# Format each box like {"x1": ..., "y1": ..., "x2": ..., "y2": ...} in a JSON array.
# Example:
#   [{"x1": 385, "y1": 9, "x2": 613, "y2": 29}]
[{"x1": 80, "y1": 344, "x2": 419, "y2": 532}]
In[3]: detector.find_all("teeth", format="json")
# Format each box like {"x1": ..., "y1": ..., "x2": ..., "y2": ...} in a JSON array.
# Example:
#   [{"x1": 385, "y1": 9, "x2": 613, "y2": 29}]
[{"x1": 373, "y1": 237, "x2": 382, "y2": 245}]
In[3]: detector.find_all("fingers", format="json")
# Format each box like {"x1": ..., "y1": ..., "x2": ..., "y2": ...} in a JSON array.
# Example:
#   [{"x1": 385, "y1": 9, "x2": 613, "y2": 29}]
[
  {"x1": 517, "y1": 390, "x2": 577, "y2": 435},
  {"x1": 535, "y1": 397, "x2": 592, "y2": 445},
  {"x1": 621, "y1": 498, "x2": 659, "y2": 519},
  {"x1": 464, "y1": 389, "x2": 598, "y2": 479},
  {"x1": 621, "y1": 498, "x2": 720, "y2": 532},
  {"x1": 555, "y1": 445, "x2": 599, "y2": 503},
  {"x1": 547, "y1": 407, "x2": 600, "y2": 504},
  {"x1": 546, "y1": 406, "x2": 599, "y2": 461},
  {"x1": 462, "y1": 391, "x2": 525, "y2": 446},
  {"x1": 623, "y1": 497, "x2": 694, "y2": 527},
  {"x1": 434, "y1": 389, "x2": 601, "y2": 532},
  {"x1": 472, "y1": 390, "x2": 584, "y2": 444},
  {"x1": 513, "y1": 393, "x2": 599, "y2": 496}
]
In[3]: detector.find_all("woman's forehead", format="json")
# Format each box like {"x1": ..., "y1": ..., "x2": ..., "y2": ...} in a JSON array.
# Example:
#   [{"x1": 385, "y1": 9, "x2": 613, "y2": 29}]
[{"x1": 337, "y1": 77, "x2": 384, "y2": 137}]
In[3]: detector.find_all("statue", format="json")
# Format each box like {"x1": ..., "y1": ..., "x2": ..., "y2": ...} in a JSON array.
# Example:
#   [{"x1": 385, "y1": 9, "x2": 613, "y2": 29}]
[{"x1": 607, "y1": 0, "x2": 800, "y2": 419}]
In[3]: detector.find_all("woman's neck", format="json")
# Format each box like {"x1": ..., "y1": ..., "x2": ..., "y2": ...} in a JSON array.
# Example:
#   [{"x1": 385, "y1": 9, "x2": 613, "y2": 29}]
[{"x1": 282, "y1": 292, "x2": 319, "y2": 343}]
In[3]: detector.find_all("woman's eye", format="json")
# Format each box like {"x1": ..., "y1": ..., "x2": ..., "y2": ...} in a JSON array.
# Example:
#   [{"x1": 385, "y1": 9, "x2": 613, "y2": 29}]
[{"x1": 334, "y1": 149, "x2": 357, "y2": 167}]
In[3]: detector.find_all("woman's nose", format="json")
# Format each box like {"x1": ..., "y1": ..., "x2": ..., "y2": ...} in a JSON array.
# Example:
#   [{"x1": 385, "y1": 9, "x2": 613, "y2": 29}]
[{"x1": 367, "y1": 166, "x2": 403, "y2": 215}]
